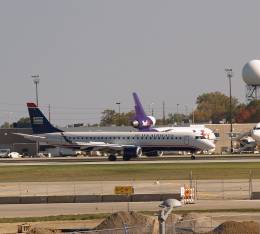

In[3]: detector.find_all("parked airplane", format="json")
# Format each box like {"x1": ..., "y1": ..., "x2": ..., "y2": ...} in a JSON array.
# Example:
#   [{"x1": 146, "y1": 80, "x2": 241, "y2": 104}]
[
  {"x1": 132, "y1": 92, "x2": 217, "y2": 146},
  {"x1": 251, "y1": 123, "x2": 260, "y2": 143},
  {"x1": 16, "y1": 103, "x2": 215, "y2": 161},
  {"x1": 234, "y1": 123, "x2": 260, "y2": 151}
]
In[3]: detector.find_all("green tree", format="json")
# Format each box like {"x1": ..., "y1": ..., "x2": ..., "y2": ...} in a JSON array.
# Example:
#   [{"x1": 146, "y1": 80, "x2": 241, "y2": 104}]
[
  {"x1": 13, "y1": 117, "x2": 31, "y2": 128},
  {"x1": 100, "y1": 109, "x2": 117, "y2": 126},
  {"x1": 194, "y1": 92, "x2": 238, "y2": 123},
  {"x1": 0, "y1": 122, "x2": 11, "y2": 128},
  {"x1": 100, "y1": 109, "x2": 135, "y2": 126}
]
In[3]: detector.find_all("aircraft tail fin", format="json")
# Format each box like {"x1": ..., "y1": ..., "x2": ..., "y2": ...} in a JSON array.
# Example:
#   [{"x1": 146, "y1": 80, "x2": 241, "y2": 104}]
[
  {"x1": 27, "y1": 103, "x2": 63, "y2": 134},
  {"x1": 133, "y1": 92, "x2": 147, "y2": 119}
]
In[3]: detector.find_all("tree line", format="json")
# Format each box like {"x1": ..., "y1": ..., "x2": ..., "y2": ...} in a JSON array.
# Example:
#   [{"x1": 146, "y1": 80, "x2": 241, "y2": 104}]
[{"x1": 2, "y1": 91, "x2": 260, "y2": 128}]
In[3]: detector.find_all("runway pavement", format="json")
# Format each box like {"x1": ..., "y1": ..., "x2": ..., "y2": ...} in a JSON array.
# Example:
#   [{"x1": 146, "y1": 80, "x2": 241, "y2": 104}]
[
  {"x1": 1, "y1": 200, "x2": 260, "y2": 218},
  {"x1": 1, "y1": 157, "x2": 260, "y2": 166}
]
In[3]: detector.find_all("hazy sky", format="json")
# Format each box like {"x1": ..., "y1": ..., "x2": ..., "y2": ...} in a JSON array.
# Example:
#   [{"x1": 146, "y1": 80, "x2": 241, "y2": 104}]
[{"x1": 1, "y1": 0, "x2": 260, "y2": 126}]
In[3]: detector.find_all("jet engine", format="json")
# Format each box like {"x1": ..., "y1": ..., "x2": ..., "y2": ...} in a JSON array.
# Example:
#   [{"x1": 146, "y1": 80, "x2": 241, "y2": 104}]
[{"x1": 123, "y1": 146, "x2": 142, "y2": 161}]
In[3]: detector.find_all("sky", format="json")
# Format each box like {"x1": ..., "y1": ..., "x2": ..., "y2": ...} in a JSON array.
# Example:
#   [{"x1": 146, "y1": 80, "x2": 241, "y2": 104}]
[{"x1": 0, "y1": 0, "x2": 260, "y2": 126}]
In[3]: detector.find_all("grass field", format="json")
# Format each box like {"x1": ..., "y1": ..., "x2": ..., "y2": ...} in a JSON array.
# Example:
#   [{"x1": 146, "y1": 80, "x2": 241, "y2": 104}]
[{"x1": 0, "y1": 162, "x2": 260, "y2": 182}]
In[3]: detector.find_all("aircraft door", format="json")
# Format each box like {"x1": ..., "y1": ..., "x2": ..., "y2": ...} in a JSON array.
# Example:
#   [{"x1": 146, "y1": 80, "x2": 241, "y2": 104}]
[{"x1": 183, "y1": 136, "x2": 189, "y2": 145}]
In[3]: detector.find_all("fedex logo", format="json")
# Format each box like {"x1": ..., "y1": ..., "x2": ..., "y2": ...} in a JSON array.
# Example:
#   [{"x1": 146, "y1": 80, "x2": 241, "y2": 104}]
[{"x1": 141, "y1": 120, "x2": 151, "y2": 127}]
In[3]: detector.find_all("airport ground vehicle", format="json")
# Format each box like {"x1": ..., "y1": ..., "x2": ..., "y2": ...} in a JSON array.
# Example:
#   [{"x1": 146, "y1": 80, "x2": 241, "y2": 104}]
[
  {"x1": 0, "y1": 149, "x2": 10, "y2": 158},
  {"x1": 7, "y1": 152, "x2": 21, "y2": 158}
]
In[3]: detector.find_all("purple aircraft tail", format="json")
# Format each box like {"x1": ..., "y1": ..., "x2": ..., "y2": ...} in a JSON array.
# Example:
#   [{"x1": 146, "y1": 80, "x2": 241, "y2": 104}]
[
  {"x1": 132, "y1": 92, "x2": 156, "y2": 131},
  {"x1": 133, "y1": 92, "x2": 147, "y2": 119}
]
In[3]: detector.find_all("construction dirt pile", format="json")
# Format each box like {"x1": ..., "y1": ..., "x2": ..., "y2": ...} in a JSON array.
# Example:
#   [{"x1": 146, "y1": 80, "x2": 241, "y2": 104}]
[
  {"x1": 206, "y1": 221, "x2": 260, "y2": 234},
  {"x1": 175, "y1": 212, "x2": 218, "y2": 233},
  {"x1": 27, "y1": 227, "x2": 62, "y2": 234},
  {"x1": 95, "y1": 211, "x2": 158, "y2": 234}
]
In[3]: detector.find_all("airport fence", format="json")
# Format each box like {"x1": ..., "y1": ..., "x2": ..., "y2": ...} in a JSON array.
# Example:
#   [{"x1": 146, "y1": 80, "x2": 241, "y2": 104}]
[
  {"x1": 0, "y1": 170, "x2": 259, "y2": 201},
  {"x1": 64, "y1": 224, "x2": 154, "y2": 234},
  {"x1": 164, "y1": 214, "x2": 260, "y2": 234},
  {"x1": 60, "y1": 215, "x2": 260, "y2": 234}
]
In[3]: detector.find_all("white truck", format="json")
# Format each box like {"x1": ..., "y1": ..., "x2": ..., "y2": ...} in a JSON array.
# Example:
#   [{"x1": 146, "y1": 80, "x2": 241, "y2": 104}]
[{"x1": 0, "y1": 149, "x2": 10, "y2": 158}]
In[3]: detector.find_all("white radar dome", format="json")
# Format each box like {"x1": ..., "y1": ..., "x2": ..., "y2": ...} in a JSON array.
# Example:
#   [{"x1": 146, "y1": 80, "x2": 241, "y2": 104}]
[{"x1": 242, "y1": 60, "x2": 260, "y2": 86}]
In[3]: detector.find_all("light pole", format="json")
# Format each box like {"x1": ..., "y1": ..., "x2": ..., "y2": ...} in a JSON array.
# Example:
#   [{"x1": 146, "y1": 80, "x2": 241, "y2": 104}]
[
  {"x1": 176, "y1": 104, "x2": 180, "y2": 125},
  {"x1": 116, "y1": 102, "x2": 121, "y2": 126},
  {"x1": 32, "y1": 74, "x2": 40, "y2": 106},
  {"x1": 158, "y1": 199, "x2": 182, "y2": 234},
  {"x1": 225, "y1": 68, "x2": 233, "y2": 153},
  {"x1": 31, "y1": 74, "x2": 40, "y2": 156},
  {"x1": 4, "y1": 112, "x2": 13, "y2": 128},
  {"x1": 150, "y1": 102, "x2": 154, "y2": 116}
]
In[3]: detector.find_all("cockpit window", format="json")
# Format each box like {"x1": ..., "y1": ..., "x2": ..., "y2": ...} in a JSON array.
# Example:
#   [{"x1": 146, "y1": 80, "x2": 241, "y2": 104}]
[{"x1": 195, "y1": 136, "x2": 206, "y2": 139}]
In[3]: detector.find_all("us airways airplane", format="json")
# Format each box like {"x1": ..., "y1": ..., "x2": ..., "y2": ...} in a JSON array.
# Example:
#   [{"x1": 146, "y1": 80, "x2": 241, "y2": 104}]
[
  {"x1": 16, "y1": 103, "x2": 215, "y2": 161},
  {"x1": 131, "y1": 92, "x2": 217, "y2": 147}
]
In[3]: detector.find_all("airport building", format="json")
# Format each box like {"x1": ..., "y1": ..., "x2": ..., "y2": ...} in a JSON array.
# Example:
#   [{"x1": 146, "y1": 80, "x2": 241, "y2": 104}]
[{"x1": 0, "y1": 128, "x2": 37, "y2": 156}]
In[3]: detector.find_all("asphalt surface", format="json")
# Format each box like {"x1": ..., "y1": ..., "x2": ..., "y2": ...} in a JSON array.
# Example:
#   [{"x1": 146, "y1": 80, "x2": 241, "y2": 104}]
[
  {"x1": 1, "y1": 155, "x2": 260, "y2": 165},
  {"x1": 1, "y1": 200, "x2": 260, "y2": 218}
]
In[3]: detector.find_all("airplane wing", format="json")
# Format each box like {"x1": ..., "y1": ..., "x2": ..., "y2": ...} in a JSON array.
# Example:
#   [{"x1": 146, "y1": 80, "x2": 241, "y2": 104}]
[
  {"x1": 226, "y1": 131, "x2": 251, "y2": 141},
  {"x1": 74, "y1": 141, "x2": 135, "y2": 151},
  {"x1": 13, "y1": 133, "x2": 46, "y2": 141},
  {"x1": 15, "y1": 132, "x2": 136, "y2": 152}
]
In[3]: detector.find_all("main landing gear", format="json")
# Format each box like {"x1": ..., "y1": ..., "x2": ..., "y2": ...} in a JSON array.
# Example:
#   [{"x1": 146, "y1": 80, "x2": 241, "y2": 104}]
[
  {"x1": 191, "y1": 152, "x2": 196, "y2": 160},
  {"x1": 108, "y1": 154, "x2": 117, "y2": 161}
]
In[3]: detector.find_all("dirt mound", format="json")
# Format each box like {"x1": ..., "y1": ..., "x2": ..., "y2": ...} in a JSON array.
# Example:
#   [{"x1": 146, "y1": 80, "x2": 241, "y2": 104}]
[
  {"x1": 176, "y1": 212, "x2": 218, "y2": 233},
  {"x1": 27, "y1": 227, "x2": 61, "y2": 234},
  {"x1": 95, "y1": 211, "x2": 158, "y2": 234},
  {"x1": 208, "y1": 221, "x2": 260, "y2": 234}
]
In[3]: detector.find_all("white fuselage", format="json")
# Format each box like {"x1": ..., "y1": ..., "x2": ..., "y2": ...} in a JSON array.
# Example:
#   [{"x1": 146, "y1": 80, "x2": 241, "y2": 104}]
[
  {"x1": 251, "y1": 123, "x2": 260, "y2": 143},
  {"x1": 31, "y1": 131, "x2": 215, "y2": 152},
  {"x1": 152, "y1": 126, "x2": 216, "y2": 143}
]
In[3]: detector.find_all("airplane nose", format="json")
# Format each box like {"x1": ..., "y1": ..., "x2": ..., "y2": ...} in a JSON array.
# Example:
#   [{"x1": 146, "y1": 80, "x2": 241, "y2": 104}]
[{"x1": 203, "y1": 140, "x2": 215, "y2": 150}]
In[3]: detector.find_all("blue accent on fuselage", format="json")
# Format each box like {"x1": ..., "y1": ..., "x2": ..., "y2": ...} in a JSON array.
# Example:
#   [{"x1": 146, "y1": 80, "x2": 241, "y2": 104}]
[{"x1": 28, "y1": 106, "x2": 63, "y2": 134}]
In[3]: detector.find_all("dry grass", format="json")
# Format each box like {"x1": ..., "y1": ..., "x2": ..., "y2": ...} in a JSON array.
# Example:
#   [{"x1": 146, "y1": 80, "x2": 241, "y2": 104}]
[{"x1": 0, "y1": 162, "x2": 259, "y2": 182}]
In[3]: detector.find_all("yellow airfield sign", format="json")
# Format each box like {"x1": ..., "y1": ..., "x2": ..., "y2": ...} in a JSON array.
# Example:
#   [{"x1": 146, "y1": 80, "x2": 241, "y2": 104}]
[{"x1": 114, "y1": 186, "x2": 134, "y2": 195}]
